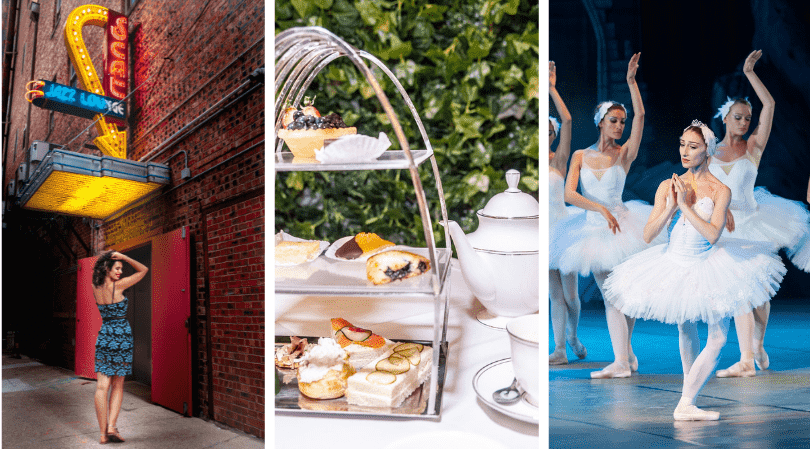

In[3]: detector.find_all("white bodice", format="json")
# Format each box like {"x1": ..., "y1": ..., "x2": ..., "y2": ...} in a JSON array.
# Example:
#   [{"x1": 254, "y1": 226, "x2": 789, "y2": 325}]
[
  {"x1": 550, "y1": 169, "x2": 567, "y2": 225},
  {"x1": 709, "y1": 155, "x2": 758, "y2": 213},
  {"x1": 579, "y1": 162, "x2": 626, "y2": 209},
  {"x1": 667, "y1": 197, "x2": 715, "y2": 259}
]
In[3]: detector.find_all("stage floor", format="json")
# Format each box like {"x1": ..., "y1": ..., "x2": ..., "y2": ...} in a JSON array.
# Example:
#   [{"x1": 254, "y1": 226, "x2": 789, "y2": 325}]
[{"x1": 549, "y1": 302, "x2": 810, "y2": 448}]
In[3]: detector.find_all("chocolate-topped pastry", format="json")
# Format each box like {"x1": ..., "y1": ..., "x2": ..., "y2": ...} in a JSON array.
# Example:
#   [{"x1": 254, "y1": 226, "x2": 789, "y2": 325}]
[
  {"x1": 335, "y1": 236, "x2": 363, "y2": 259},
  {"x1": 334, "y1": 232, "x2": 395, "y2": 260}
]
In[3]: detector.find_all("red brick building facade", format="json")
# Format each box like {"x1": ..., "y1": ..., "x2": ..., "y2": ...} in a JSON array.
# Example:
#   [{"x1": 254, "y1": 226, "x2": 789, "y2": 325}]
[{"x1": 2, "y1": 0, "x2": 264, "y2": 438}]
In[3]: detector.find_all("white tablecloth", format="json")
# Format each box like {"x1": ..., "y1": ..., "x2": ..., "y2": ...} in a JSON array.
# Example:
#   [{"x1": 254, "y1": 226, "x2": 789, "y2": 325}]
[{"x1": 274, "y1": 260, "x2": 539, "y2": 449}]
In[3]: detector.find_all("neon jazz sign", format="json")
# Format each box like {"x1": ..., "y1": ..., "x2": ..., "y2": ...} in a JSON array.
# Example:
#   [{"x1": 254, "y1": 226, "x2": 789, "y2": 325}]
[
  {"x1": 26, "y1": 80, "x2": 126, "y2": 121},
  {"x1": 26, "y1": 5, "x2": 129, "y2": 159}
]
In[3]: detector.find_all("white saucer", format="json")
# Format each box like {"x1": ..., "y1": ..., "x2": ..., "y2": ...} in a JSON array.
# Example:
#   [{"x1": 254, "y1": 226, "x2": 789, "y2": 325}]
[
  {"x1": 472, "y1": 358, "x2": 539, "y2": 424},
  {"x1": 475, "y1": 309, "x2": 512, "y2": 330}
]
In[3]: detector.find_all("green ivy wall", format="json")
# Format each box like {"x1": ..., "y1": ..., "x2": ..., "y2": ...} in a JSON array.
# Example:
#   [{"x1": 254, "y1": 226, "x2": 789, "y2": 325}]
[{"x1": 275, "y1": 0, "x2": 539, "y2": 246}]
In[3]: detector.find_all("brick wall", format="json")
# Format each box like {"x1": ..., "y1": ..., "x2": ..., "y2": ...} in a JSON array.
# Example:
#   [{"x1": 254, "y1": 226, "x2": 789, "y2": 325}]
[
  {"x1": 2, "y1": 0, "x2": 265, "y2": 439},
  {"x1": 205, "y1": 193, "x2": 264, "y2": 438}
]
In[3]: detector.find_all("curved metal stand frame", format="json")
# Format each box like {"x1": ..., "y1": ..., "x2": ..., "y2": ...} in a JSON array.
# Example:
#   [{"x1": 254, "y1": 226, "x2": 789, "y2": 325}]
[{"x1": 274, "y1": 26, "x2": 452, "y2": 418}]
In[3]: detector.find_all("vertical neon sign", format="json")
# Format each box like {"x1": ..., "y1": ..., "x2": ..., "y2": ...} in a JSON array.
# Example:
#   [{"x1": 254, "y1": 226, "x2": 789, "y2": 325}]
[
  {"x1": 64, "y1": 5, "x2": 127, "y2": 159},
  {"x1": 103, "y1": 10, "x2": 128, "y2": 127}
]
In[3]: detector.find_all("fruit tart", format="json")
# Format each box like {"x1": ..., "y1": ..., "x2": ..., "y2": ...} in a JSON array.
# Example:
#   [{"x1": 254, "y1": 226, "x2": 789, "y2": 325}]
[{"x1": 277, "y1": 99, "x2": 356, "y2": 158}]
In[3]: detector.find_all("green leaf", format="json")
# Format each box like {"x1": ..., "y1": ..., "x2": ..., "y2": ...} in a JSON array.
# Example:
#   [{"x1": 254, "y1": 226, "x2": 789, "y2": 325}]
[
  {"x1": 418, "y1": 4, "x2": 449, "y2": 22},
  {"x1": 291, "y1": 0, "x2": 315, "y2": 18},
  {"x1": 464, "y1": 61, "x2": 491, "y2": 88},
  {"x1": 394, "y1": 60, "x2": 419, "y2": 86},
  {"x1": 466, "y1": 28, "x2": 494, "y2": 60},
  {"x1": 423, "y1": 94, "x2": 445, "y2": 120},
  {"x1": 522, "y1": 128, "x2": 539, "y2": 159},
  {"x1": 504, "y1": 0, "x2": 520, "y2": 15},
  {"x1": 453, "y1": 114, "x2": 484, "y2": 140},
  {"x1": 524, "y1": 61, "x2": 539, "y2": 100},
  {"x1": 285, "y1": 172, "x2": 306, "y2": 191},
  {"x1": 314, "y1": 0, "x2": 333, "y2": 8},
  {"x1": 501, "y1": 64, "x2": 525, "y2": 86},
  {"x1": 378, "y1": 34, "x2": 412, "y2": 60}
]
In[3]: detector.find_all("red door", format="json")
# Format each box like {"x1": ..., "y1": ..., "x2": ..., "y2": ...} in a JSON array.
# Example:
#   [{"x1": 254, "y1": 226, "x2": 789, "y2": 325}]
[
  {"x1": 76, "y1": 256, "x2": 102, "y2": 379},
  {"x1": 151, "y1": 226, "x2": 192, "y2": 416}
]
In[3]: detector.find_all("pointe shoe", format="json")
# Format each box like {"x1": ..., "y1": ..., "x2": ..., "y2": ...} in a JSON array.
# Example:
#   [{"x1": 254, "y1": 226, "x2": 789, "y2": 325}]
[
  {"x1": 629, "y1": 353, "x2": 638, "y2": 372},
  {"x1": 567, "y1": 337, "x2": 587, "y2": 359},
  {"x1": 673, "y1": 404, "x2": 720, "y2": 421},
  {"x1": 754, "y1": 350, "x2": 769, "y2": 370},
  {"x1": 549, "y1": 349, "x2": 568, "y2": 365},
  {"x1": 716, "y1": 360, "x2": 756, "y2": 378},
  {"x1": 590, "y1": 362, "x2": 631, "y2": 379}
]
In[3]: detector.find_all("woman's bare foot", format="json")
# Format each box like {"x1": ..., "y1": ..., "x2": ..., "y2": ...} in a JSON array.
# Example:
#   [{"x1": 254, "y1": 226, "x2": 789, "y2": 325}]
[
  {"x1": 106, "y1": 426, "x2": 125, "y2": 443},
  {"x1": 99, "y1": 433, "x2": 110, "y2": 444}
]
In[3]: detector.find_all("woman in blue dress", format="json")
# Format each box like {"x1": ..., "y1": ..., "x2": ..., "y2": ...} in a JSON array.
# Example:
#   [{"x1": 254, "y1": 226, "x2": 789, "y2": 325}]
[{"x1": 92, "y1": 251, "x2": 148, "y2": 444}]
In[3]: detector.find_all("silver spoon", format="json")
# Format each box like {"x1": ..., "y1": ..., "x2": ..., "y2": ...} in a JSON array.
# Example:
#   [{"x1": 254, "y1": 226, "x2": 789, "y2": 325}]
[{"x1": 492, "y1": 378, "x2": 521, "y2": 404}]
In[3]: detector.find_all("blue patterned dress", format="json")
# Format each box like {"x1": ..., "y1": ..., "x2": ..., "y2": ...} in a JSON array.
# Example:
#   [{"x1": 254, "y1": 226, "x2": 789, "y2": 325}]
[{"x1": 95, "y1": 298, "x2": 133, "y2": 376}]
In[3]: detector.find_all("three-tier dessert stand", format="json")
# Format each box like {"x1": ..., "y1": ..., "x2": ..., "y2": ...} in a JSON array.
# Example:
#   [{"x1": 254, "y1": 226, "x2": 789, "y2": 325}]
[{"x1": 274, "y1": 26, "x2": 453, "y2": 419}]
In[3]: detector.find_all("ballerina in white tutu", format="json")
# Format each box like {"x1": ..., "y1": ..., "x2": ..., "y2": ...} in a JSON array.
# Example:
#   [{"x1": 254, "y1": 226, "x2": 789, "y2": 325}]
[
  {"x1": 550, "y1": 52, "x2": 659, "y2": 378},
  {"x1": 549, "y1": 61, "x2": 586, "y2": 365},
  {"x1": 708, "y1": 50, "x2": 810, "y2": 378},
  {"x1": 604, "y1": 121, "x2": 786, "y2": 420}
]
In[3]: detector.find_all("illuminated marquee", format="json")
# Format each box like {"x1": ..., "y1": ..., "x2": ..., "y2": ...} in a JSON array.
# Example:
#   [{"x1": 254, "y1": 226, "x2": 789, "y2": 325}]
[
  {"x1": 18, "y1": 150, "x2": 169, "y2": 220},
  {"x1": 64, "y1": 5, "x2": 127, "y2": 158}
]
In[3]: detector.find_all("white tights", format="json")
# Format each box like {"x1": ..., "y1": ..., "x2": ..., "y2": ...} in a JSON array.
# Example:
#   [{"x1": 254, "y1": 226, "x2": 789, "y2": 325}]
[
  {"x1": 594, "y1": 271, "x2": 635, "y2": 364},
  {"x1": 728, "y1": 301, "x2": 769, "y2": 363},
  {"x1": 549, "y1": 269, "x2": 580, "y2": 351},
  {"x1": 678, "y1": 318, "x2": 730, "y2": 403}
]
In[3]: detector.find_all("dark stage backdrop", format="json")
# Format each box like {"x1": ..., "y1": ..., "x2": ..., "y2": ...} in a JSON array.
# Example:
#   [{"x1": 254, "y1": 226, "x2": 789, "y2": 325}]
[{"x1": 550, "y1": 0, "x2": 810, "y2": 301}]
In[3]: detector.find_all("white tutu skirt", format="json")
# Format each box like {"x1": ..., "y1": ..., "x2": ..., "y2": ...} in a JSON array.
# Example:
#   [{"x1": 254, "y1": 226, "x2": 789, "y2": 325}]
[
  {"x1": 550, "y1": 200, "x2": 663, "y2": 275},
  {"x1": 603, "y1": 239, "x2": 786, "y2": 325},
  {"x1": 725, "y1": 187, "x2": 810, "y2": 271},
  {"x1": 549, "y1": 206, "x2": 585, "y2": 268},
  {"x1": 787, "y1": 235, "x2": 810, "y2": 272}
]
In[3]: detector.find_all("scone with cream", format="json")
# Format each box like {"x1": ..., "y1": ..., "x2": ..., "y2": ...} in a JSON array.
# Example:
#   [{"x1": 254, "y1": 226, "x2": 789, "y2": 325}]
[{"x1": 297, "y1": 338, "x2": 355, "y2": 399}]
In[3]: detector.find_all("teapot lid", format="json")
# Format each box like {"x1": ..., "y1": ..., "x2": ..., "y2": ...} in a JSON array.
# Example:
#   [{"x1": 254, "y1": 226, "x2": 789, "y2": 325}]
[{"x1": 480, "y1": 170, "x2": 539, "y2": 218}]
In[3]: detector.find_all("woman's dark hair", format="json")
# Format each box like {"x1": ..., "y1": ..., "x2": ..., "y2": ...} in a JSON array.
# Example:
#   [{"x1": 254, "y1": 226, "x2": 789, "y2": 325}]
[{"x1": 92, "y1": 251, "x2": 116, "y2": 287}]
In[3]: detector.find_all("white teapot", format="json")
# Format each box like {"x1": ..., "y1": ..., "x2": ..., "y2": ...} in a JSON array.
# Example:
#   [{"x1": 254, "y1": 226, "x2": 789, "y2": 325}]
[{"x1": 445, "y1": 170, "x2": 539, "y2": 318}]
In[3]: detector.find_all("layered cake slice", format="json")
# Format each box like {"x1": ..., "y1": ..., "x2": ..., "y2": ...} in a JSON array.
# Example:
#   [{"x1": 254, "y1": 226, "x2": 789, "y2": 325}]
[
  {"x1": 331, "y1": 318, "x2": 395, "y2": 368},
  {"x1": 346, "y1": 342, "x2": 432, "y2": 408}
]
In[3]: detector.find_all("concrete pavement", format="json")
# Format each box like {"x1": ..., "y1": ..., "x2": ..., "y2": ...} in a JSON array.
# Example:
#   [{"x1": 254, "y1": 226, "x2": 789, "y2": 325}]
[{"x1": 2, "y1": 353, "x2": 264, "y2": 449}]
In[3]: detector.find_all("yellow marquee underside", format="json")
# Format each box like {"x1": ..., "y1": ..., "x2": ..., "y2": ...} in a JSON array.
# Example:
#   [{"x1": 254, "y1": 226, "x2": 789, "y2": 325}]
[{"x1": 23, "y1": 171, "x2": 164, "y2": 220}]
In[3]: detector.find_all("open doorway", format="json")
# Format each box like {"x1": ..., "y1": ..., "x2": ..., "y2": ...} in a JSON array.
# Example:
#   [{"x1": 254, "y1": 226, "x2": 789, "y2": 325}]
[{"x1": 122, "y1": 244, "x2": 152, "y2": 387}]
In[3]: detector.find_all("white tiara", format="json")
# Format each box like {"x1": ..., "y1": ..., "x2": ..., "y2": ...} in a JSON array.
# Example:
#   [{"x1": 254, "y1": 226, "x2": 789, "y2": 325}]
[
  {"x1": 549, "y1": 116, "x2": 560, "y2": 137},
  {"x1": 714, "y1": 96, "x2": 751, "y2": 120},
  {"x1": 594, "y1": 101, "x2": 626, "y2": 127},
  {"x1": 684, "y1": 120, "x2": 718, "y2": 156}
]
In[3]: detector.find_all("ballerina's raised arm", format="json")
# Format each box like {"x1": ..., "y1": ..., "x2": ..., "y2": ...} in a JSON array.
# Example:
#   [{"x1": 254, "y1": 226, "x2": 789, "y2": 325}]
[{"x1": 619, "y1": 52, "x2": 645, "y2": 171}]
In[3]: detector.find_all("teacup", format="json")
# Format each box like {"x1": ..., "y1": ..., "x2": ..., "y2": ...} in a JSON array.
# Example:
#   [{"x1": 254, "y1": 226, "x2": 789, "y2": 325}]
[{"x1": 506, "y1": 314, "x2": 539, "y2": 406}]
